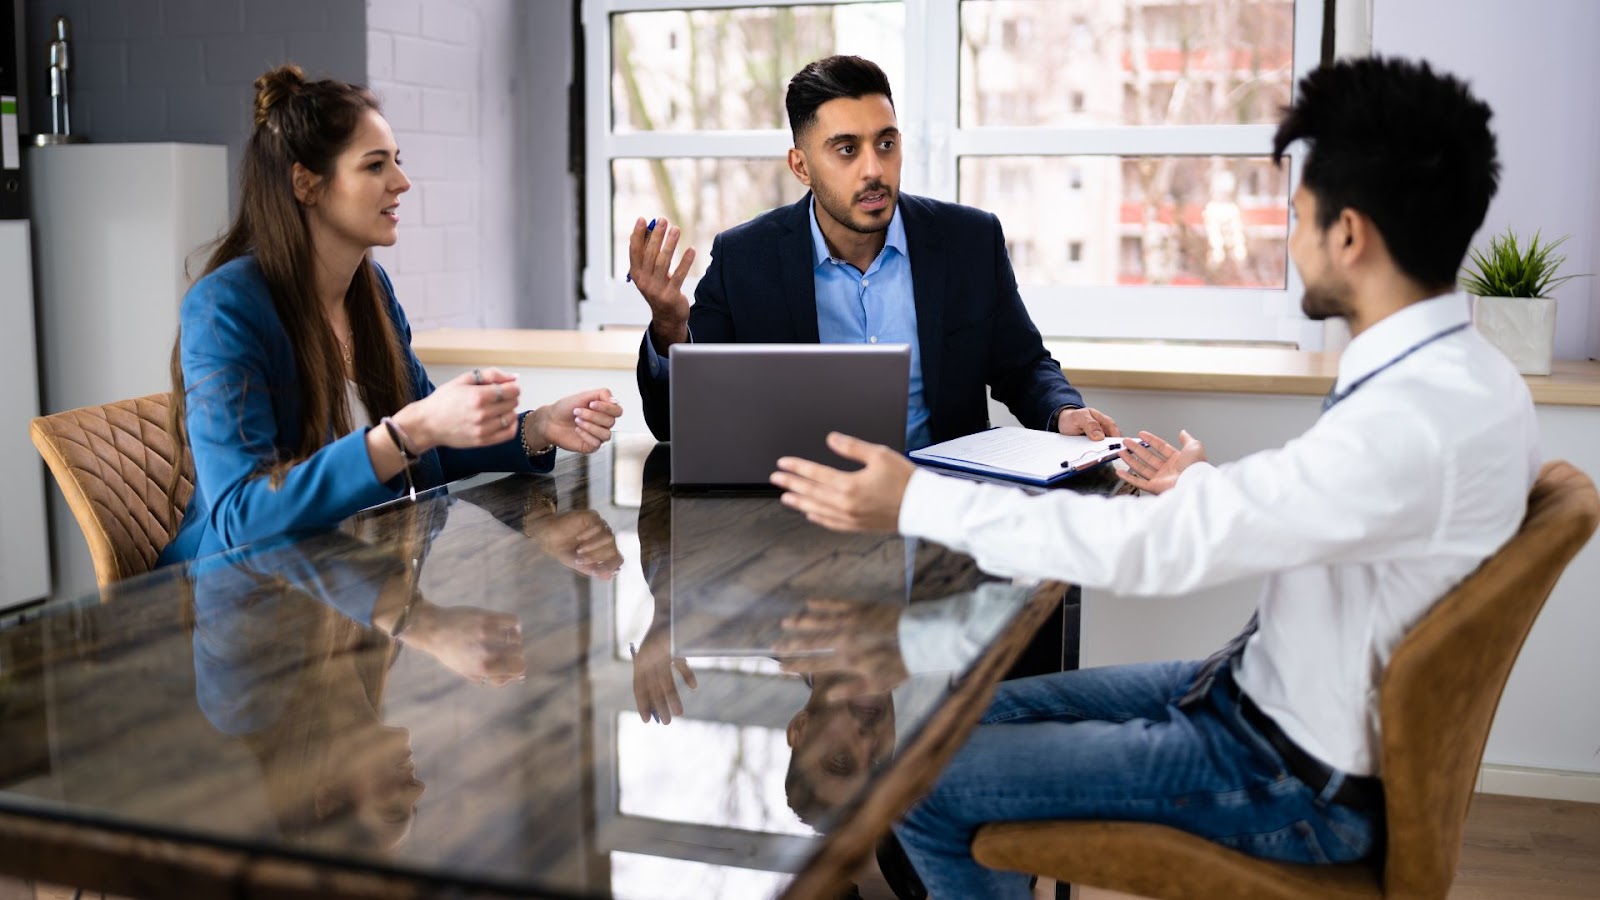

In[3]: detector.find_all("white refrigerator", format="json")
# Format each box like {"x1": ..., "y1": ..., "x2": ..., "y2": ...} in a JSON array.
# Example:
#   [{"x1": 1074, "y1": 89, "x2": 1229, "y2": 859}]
[
  {"x1": 27, "y1": 142, "x2": 228, "y2": 601},
  {"x1": 0, "y1": 219, "x2": 49, "y2": 609}
]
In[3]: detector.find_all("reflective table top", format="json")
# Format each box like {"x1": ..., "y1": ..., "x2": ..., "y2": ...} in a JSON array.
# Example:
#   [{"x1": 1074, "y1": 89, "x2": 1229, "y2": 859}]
[{"x1": 0, "y1": 436, "x2": 1111, "y2": 898}]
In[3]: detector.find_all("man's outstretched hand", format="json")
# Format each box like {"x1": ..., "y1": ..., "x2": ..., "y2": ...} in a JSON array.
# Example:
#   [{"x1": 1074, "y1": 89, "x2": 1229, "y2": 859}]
[{"x1": 770, "y1": 432, "x2": 915, "y2": 533}]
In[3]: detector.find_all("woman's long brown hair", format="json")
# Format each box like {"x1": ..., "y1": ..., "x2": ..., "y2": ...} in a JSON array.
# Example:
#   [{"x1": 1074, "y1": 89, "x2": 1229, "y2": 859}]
[{"x1": 167, "y1": 64, "x2": 414, "y2": 507}]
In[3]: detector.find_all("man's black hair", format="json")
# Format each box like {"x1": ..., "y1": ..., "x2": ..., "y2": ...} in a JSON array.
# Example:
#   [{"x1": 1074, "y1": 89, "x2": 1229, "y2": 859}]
[
  {"x1": 1272, "y1": 56, "x2": 1500, "y2": 291},
  {"x1": 785, "y1": 55, "x2": 895, "y2": 145}
]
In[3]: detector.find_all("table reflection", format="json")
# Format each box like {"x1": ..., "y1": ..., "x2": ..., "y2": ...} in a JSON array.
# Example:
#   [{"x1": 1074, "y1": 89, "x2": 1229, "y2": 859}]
[
  {"x1": 0, "y1": 441, "x2": 1061, "y2": 900},
  {"x1": 617, "y1": 441, "x2": 1032, "y2": 881}
]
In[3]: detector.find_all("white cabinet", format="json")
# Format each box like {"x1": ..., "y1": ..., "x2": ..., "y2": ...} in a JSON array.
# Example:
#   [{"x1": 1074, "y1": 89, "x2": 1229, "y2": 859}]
[
  {"x1": 27, "y1": 143, "x2": 228, "y2": 600},
  {"x1": 0, "y1": 220, "x2": 49, "y2": 609}
]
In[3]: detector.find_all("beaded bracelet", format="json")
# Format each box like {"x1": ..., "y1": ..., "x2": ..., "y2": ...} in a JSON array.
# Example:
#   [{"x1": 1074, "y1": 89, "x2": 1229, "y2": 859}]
[{"x1": 519, "y1": 412, "x2": 556, "y2": 458}]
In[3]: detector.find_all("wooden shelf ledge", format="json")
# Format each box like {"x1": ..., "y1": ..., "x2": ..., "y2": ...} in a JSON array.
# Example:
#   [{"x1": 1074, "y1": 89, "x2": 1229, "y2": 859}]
[{"x1": 411, "y1": 328, "x2": 1600, "y2": 407}]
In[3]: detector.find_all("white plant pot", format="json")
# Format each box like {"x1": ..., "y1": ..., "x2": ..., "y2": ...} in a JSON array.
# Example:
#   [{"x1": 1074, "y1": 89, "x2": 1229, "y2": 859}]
[{"x1": 1472, "y1": 294, "x2": 1556, "y2": 376}]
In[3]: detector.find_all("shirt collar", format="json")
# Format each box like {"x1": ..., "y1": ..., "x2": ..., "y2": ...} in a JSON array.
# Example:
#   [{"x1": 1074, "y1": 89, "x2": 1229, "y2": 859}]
[
  {"x1": 1334, "y1": 292, "x2": 1473, "y2": 393},
  {"x1": 808, "y1": 195, "x2": 908, "y2": 270}
]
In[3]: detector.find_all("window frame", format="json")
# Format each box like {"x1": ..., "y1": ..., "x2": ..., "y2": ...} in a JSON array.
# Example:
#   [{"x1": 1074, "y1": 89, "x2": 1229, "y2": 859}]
[{"x1": 581, "y1": 0, "x2": 1325, "y2": 348}]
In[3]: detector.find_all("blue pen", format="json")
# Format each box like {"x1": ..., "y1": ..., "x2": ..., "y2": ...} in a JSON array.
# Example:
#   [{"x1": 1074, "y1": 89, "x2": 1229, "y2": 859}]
[{"x1": 624, "y1": 218, "x2": 657, "y2": 283}]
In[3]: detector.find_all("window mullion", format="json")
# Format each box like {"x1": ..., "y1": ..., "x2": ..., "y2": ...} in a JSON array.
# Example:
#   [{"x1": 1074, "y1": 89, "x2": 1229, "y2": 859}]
[
  {"x1": 908, "y1": 0, "x2": 960, "y2": 201},
  {"x1": 581, "y1": 0, "x2": 616, "y2": 324}
]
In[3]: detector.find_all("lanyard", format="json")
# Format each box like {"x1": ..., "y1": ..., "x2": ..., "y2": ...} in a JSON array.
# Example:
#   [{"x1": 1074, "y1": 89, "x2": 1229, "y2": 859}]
[{"x1": 1322, "y1": 322, "x2": 1469, "y2": 413}]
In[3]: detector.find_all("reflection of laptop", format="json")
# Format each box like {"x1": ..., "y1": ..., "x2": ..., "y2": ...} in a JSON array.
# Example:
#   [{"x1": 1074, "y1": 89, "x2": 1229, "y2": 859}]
[
  {"x1": 669, "y1": 493, "x2": 909, "y2": 657},
  {"x1": 669, "y1": 344, "x2": 910, "y2": 488}
]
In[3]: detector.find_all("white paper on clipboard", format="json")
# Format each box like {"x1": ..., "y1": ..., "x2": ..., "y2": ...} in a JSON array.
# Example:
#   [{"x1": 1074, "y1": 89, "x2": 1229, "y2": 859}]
[{"x1": 909, "y1": 426, "x2": 1127, "y2": 485}]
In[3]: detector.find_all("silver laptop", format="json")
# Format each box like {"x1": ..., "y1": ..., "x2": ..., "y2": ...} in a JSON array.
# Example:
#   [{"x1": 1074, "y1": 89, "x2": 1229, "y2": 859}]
[{"x1": 669, "y1": 343, "x2": 911, "y2": 488}]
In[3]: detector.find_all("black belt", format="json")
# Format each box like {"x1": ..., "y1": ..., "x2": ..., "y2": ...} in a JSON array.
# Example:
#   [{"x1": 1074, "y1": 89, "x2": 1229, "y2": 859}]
[{"x1": 1238, "y1": 691, "x2": 1386, "y2": 812}]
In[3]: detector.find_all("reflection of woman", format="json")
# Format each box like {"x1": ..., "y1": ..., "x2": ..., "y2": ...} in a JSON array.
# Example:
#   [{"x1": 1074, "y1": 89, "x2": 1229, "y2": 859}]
[
  {"x1": 192, "y1": 549, "x2": 425, "y2": 852},
  {"x1": 161, "y1": 64, "x2": 621, "y2": 565},
  {"x1": 243, "y1": 611, "x2": 421, "y2": 851}
]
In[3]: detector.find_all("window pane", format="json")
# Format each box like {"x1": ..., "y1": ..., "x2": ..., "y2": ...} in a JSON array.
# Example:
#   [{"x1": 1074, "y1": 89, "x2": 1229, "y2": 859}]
[
  {"x1": 612, "y1": 158, "x2": 810, "y2": 281},
  {"x1": 612, "y1": 4, "x2": 906, "y2": 133},
  {"x1": 959, "y1": 0, "x2": 1295, "y2": 127},
  {"x1": 618, "y1": 715, "x2": 812, "y2": 835},
  {"x1": 611, "y1": 852, "x2": 791, "y2": 900},
  {"x1": 959, "y1": 155, "x2": 1289, "y2": 288}
]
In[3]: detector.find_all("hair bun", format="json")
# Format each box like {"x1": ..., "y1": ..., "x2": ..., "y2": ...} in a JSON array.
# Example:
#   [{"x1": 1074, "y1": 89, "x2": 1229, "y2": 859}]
[{"x1": 254, "y1": 64, "x2": 308, "y2": 130}]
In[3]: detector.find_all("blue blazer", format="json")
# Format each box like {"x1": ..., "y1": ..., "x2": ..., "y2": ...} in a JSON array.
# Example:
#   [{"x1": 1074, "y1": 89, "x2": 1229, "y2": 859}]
[
  {"x1": 635, "y1": 192, "x2": 1083, "y2": 442},
  {"x1": 159, "y1": 256, "x2": 551, "y2": 565}
]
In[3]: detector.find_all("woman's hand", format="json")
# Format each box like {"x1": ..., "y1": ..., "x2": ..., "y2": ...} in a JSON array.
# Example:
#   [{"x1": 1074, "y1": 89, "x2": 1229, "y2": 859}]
[
  {"x1": 398, "y1": 598, "x2": 526, "y2": 687},
  {"x1": 528, "y1": 389, "x2": 624, "y2": 453},
  {"x1": 398, "y1": 368, "x2": 523, "y2": 452},
  {"x1": 527, "y1": 508, "x2": 624, "y2": 580}
]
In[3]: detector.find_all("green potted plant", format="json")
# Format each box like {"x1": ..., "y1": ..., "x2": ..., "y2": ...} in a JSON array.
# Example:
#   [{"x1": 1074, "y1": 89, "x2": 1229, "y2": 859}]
[{"x1": 1461, "y1": 228, "x2": 1584, "y2": 375}]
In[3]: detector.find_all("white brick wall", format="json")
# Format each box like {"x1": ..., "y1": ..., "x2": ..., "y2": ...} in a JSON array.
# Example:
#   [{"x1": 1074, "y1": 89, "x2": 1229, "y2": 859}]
[
  {"x1": 367, "y1": 0, "x2": 578, "y2": 331},
  {"x1": 368, "y1": 0, "x2": 489, "y2": 330}
]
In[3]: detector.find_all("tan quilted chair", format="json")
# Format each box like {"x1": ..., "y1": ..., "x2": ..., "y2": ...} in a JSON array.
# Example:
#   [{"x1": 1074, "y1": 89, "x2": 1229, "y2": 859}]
[
  {"x1": 30, "y1": 393, "x2": 195, "y2": 587},
  {"x1": 972, "y1": 460, "x2": 1599, "y2": 900}
]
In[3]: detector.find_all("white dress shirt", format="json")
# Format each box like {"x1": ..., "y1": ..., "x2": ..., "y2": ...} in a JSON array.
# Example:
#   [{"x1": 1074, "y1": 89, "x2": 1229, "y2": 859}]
[{"x1": 898, "y1": 293, "x2": 1541, "y2": 775}]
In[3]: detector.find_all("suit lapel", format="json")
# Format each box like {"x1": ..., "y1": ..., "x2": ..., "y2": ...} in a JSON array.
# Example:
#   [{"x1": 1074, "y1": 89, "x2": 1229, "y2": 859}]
[
  {"x1": 778, "y1": 194, "x2": 821, "y2": 343},
  {"x1": 904, "y1": 194, "x2": 945, "y2": 415}
]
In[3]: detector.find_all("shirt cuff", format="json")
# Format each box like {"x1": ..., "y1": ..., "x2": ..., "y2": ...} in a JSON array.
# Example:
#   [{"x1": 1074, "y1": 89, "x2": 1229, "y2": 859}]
[
  {"x1": 1176, "y1": 460, "x2": 1218, "y2": 489},
  {"x1": 898, "y1": 467, "x2": 983, "y2": 552},
  {"x1": 1047, "y1": 404, "x2": 1081, "y2": 432},
  {"x1": 643, "y1": 326, "x2": 693, "y2": 379}
]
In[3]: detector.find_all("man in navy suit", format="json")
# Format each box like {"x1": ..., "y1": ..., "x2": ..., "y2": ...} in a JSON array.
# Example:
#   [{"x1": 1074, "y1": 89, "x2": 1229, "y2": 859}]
[{"x1": 627, "y1": 55, "x2": 1118, "y2": 450}]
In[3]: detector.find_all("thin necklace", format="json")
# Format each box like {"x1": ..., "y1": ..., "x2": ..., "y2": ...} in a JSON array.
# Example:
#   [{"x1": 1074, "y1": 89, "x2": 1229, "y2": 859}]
[{"x1": 339, "y1": 336, "x2": 353, "y2": 366}]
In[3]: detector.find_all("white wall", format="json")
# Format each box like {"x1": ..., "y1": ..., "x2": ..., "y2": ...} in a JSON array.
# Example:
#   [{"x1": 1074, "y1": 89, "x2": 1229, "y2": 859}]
[
  {"x1": 1372, "y1": 0, "x2": 1600, "y2": 362},
  {"x1": 367, "y1": 0, "x2": 577, "y2": 332}
]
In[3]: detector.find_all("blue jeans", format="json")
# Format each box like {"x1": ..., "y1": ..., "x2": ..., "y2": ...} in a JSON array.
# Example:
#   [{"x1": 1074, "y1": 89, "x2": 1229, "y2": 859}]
[{"x1": 894, "y1": 660, "x2": 1382, "y2": 897}]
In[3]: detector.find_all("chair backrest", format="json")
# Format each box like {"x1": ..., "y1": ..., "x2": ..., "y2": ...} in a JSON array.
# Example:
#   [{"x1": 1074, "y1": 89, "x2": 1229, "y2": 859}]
[
  {"x1": 1379, "y1": 460, "x2": 1598, "y2": 899},
  {"x1": 29, "y1": 393, "x2": 195, "y2": 587}
]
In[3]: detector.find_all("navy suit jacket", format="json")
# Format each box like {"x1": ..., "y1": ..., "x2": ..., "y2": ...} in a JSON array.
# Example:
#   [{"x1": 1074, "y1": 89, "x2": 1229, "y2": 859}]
[{"x1": 636, "y1": 192, "x2": 1082, "y2": 443}]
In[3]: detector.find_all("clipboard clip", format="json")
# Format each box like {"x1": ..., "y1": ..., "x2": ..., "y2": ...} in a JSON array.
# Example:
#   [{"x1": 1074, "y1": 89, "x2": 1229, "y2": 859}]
[{"x1": 1060, "y1": 443, "x2": 1122, "y2": 472}]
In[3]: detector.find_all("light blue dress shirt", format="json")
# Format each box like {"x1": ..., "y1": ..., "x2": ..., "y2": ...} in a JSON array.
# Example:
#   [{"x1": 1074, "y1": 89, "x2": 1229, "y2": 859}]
[
  {"x1": 643, "y1": 199, "x2": 932, "y2": 449},
  {"x1": 808, "y1": 201, "x2": 930, "y2": 450}
]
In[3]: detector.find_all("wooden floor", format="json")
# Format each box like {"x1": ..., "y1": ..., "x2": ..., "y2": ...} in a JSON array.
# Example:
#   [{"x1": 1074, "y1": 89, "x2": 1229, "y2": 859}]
[
  {"x1": 852, "y1": 794, "x2": 1600, "y2": 900},
  {"x1": 2, "y1": 795, "x2": 1594, "y2": 898},
  {"x1": 1448, "y1": 794, "x2": 1600, "y2": 899}
]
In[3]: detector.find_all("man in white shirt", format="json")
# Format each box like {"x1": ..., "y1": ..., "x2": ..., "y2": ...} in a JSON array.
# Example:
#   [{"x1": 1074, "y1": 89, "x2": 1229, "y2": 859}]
[{"x1": 768, "y1": 56, "x2": 1538, "y2": 896}]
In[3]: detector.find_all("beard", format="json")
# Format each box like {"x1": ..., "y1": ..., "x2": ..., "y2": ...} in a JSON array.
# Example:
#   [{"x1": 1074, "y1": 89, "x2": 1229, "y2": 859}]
[
  {"x1": 813, "y1": 178, "x2": 895, "y2": 236},
  {"x1": 1300, "y1": 273, "x2": 1354, "y2": 321}
]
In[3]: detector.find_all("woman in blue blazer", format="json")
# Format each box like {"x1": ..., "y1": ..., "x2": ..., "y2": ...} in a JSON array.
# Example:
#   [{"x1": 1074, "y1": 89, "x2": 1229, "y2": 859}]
[{"x1": 160, "y1": 65, "x2": 622, "y2": 565}]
